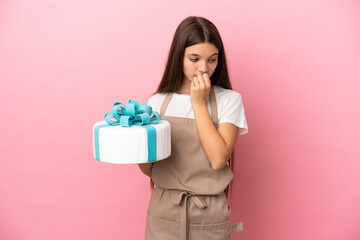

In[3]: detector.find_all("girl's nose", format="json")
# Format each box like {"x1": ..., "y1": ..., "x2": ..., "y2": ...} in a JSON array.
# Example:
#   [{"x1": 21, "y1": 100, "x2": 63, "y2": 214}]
[{"x1": 198, "y1": 61, "x2": 209, "y2": 73}]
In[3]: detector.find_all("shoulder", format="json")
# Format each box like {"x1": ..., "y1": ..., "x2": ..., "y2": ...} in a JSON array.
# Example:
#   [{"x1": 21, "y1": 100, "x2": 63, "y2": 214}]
[
  {"x1": 213, "y1": 85, "x2": 242, "y2": 103},
  {"x1": 147, "y1": 92, "x2": 168, "y2": 104},
  {"x1": 147, "y1": 92, "x2": 169, "y2": 113}
]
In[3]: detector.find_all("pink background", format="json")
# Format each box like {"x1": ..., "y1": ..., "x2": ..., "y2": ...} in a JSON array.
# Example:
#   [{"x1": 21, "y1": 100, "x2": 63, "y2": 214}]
[{"x1": 1, "y1": 0, "x2": 360, "y2": 239}]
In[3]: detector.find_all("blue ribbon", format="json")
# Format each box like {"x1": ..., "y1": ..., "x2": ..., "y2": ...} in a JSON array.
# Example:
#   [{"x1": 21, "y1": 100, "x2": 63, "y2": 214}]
[{"x1": 94, "y1": 100, "x2": 163, "y2": 163}]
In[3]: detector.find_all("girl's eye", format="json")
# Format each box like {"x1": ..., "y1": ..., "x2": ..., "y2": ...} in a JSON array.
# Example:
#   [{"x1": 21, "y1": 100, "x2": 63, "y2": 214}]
[{"x1": 190, "y1": 58, "x2": 217, "y2": 62}]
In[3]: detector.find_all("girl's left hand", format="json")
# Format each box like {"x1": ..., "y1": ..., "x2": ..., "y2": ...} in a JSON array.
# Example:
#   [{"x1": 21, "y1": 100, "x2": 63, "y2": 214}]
[{"x1": 190, "y1": 73, "x2": 211, "y2": 108}]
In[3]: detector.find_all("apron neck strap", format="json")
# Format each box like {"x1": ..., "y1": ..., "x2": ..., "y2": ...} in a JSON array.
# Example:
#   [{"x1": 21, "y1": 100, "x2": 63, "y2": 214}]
[
  {"x1": 209, "y1": 86, "x2": 219, "y2": 127},
  {"x1": 160, "y1": 92, "x2": 173, "y2": 117}
]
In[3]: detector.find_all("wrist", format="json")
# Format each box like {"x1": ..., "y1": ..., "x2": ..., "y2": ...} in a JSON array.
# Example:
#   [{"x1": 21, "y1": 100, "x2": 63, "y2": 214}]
[{"x1": 192, "y1": 101, "x2": 207, "y2": 111}]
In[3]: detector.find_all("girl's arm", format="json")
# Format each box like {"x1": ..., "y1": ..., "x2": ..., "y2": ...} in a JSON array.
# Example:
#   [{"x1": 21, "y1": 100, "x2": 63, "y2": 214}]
[
  {"x1": 138, "y1": 162, "x2": 153, "y2": 177},
  {"x1": 192, "y1": 104, "x2": 238, "y2": 170},
  {"x1": 191, "y1": 73, "x2": 238, "y2": 170}
]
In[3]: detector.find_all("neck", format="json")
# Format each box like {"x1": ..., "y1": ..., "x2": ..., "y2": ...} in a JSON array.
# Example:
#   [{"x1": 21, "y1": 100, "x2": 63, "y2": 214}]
[{"x1": 177, "y1": 77, "x2": 191, "y2": 94}]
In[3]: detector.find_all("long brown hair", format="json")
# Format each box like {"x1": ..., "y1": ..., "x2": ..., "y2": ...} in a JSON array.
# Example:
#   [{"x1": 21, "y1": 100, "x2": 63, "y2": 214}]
[{"x1": 150, "y1": 16, "x2": 236, "y2": 200}]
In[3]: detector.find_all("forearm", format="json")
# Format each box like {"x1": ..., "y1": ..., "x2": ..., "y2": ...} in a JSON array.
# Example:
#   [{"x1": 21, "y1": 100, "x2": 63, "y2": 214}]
[
  {"x1": 138, "y1": 163, "x2": 153, "y2": 177},
  {"x1": 192, "y1": 103, "x2": 228, "y2": 170}
]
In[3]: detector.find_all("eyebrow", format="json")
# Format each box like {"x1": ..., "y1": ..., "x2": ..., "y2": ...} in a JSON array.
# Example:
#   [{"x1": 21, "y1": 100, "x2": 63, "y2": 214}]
[{"x1": 187, "y1": 53, "x2": 218, "y2": 57}]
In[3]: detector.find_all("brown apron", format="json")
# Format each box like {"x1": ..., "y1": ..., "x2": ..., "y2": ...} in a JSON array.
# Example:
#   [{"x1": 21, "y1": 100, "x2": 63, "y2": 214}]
[{"x1": 145, "y1": 87, "x2": 243, "y2": 240}]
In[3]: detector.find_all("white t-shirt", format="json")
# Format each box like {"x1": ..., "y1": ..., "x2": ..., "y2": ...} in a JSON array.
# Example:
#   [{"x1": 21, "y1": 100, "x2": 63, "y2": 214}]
[{"x1": 147, "y1": 85, "x2": 248, "y2": 136}]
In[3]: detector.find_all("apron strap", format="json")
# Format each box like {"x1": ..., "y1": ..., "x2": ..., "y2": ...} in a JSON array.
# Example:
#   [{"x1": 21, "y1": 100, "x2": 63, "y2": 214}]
[
  {"x1": 160, "y1": 92, "x2": 173, "y2": 117},
  {"x1": 173, "y1": 190, "x2": 207, "y2": 240},
  {"x1": 209, "y1": 87, "x2": 219, "y2": 127}
]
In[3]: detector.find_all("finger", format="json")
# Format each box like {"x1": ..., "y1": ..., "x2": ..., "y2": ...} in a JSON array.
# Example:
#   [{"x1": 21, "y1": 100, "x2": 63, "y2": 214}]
[
  {"x1": 197, "y1": 73, "x2": 205, "y2": 88},
  {"x1": 191, "y1": 78, "x2": 196, "y2": 88},
  {"x1": 203, "y1": 73, "x2": 211, "y2": 88},
  {"x1": 193, "y1": 75, "x2": 199, "y2": 87}
]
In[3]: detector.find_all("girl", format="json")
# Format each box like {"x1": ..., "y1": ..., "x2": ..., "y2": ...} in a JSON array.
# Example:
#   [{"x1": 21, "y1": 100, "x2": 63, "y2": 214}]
[{"x1": 138, "y1": 16, "x2": 248, "y2": 240}]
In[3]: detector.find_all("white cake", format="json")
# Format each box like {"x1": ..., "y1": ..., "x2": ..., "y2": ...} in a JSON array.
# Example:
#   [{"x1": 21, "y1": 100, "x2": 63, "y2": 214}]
[{"x1": 93, "y1": 119, "x2": 171, "y2": 164}]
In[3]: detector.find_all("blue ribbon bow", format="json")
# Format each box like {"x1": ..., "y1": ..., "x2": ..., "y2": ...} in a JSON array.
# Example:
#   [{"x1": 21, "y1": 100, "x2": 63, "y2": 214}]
[
  {"x1": 94, "y1": 100, "x2": 164, "y2": 163},
  {"x1": 104, "y1": 100, "x2": 161, "y2": 127}
]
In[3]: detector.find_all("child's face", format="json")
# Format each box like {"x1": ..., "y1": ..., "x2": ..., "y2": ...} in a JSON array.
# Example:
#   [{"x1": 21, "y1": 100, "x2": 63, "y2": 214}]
[{"x1": 183, "y1": 42, "x2": 219, "y2": 83}]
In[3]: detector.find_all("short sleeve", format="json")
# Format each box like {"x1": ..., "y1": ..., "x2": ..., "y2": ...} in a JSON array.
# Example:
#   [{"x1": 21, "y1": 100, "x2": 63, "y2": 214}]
[
  {"x1": 147, "y1": 96, "x2": 153, "y2": 107},
  {"x1": 146, "y1": 93, "x2": 165, "y2": 115},
  {"x1": 219, "y1": 93, "x2": 248, "y2": 136}
]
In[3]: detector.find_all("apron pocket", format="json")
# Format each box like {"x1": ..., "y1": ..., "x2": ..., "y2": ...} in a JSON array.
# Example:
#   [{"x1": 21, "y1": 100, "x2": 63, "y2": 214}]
[
  {"x1": 189, "y1": 220, "x2": 231, "y2": 240},
  {"x1": 146, "y1": 211, "x2": 231, "y2": 240},
  {"x1": 145, "y1": 211, "x2": 180, "y2": 240}
]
